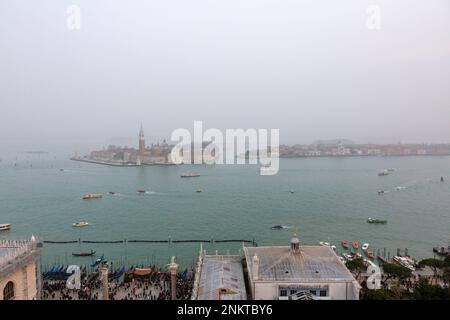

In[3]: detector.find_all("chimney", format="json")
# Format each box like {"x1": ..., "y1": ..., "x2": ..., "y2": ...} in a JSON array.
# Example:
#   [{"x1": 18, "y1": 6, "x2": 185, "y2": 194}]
[{"x1": 252, "y1": 253, "x2": 259, "y2": 281}]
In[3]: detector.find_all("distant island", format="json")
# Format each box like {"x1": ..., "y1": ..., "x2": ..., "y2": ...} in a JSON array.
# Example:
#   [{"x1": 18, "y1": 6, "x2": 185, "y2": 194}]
[
  {"x1": 278, "y1": 142, "x2": 450, "y2": 158},
  {"x1": 71, "y1": 125, "x2": 175, "y2": 166}
]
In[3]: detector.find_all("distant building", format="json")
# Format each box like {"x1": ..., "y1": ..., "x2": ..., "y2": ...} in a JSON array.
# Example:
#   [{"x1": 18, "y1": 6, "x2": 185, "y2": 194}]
[
  {"x1": 0, "y1": 237, "x2": 42, "y2": 300},
  {"x1": 139, "y1": 124, "x2": 146, "y2": 154},
  {"x1": 243, "y1": 235, "x2": 360, "y2": 300}
]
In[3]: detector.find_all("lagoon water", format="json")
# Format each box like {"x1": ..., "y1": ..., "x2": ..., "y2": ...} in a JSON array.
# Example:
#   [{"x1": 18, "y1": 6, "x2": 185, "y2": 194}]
[{"x1": 1, "y1": 149, "x2": 449, "y2": 268}]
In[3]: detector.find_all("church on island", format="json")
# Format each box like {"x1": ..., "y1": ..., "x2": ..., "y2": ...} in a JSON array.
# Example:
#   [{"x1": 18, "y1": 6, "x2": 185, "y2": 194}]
[{"x1": 73, "y1": 125, "x2": 175, "y2": 166}]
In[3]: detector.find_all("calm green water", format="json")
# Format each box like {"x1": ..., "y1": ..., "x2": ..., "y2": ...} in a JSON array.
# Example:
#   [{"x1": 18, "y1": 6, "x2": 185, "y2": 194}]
[{"x1": 1, "y1": 152, "x2": 449, "y2": 268}]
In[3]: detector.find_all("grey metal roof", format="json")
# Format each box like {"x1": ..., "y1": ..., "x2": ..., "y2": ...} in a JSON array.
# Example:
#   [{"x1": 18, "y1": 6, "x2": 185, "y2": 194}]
[
  {"x1": 244, "y1": 245, "x2": 356, "y2": 282},
  {"x1": 196, "y1": 255, "x2": 247, "y2": 300}
]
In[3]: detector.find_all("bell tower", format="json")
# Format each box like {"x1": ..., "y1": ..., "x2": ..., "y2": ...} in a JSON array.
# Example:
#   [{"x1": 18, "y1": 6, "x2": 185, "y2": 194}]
[{"x1": 139, "y1": 124, "x2": 145, "y2": 154}]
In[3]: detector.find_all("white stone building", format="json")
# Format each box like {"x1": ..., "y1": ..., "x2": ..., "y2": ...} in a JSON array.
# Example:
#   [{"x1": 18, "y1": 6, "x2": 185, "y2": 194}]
[
  {"x1": 243, "y1": 235, "x2": 360, "y2": 300},
  {"x1": 0, "y1": 237, "x2": 42, "y2": 300}
]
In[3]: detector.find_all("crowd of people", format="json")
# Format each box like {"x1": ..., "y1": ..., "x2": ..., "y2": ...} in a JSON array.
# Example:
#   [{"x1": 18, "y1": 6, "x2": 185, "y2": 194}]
[{"x1": 42, "y1": 268, "x2": 194, "y2": 300}]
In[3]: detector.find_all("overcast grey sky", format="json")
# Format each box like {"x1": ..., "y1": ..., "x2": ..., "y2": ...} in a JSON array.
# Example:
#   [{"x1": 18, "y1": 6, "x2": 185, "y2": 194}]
[{"x1": 1, "y1": 0, "x2": 449, "y2": 147}]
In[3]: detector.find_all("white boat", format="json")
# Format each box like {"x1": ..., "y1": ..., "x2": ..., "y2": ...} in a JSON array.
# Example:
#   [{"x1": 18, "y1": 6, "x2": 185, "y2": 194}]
[
  {"x1": 342, "y1": 253, "x2": 354, "y2": 261},
  {"x1": 319, "y1": 241, "x2": 331, "y2": 246},
  {"x1": 72, "y1": 221, "x2": 89, "y2": 228},
  {"x1": 361, "y1": 243, "x2": 369, "y2": 250},
  {"x1": 378, "y1": 170, "x2": 390, "y2": 176},
  {"x1": 393, "y1": 256, "x2": 415, "y2": 271},
  {"x1": 0, "y1": 223, "x2": 11, "y2": 231}
]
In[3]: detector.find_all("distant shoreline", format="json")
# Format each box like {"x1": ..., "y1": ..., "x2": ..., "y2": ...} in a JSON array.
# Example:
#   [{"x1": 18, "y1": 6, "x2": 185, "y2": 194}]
[{"x1": 70, "y1": 157, "x2": 176, "y2": 167}]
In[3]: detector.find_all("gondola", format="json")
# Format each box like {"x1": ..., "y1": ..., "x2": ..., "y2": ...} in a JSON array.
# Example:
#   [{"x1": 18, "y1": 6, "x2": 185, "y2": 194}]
[{"x1": 72, "y1": 250, "x2": 96, "y2": 257}]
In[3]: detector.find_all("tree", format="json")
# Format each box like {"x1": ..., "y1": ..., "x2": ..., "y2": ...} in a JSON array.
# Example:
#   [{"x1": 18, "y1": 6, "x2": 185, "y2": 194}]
[
  {"x1": 419, "y1": 258, "x2": 446, "y2": 284},
  {"x1": 413, "y1": 278, "x2": 450, "y2": 300},
  {"x1": 346, "y1": 257, "x2": 366, "y2": 281},
  {"x1": 383, "y1": 263, "x2": 412, "y2": 286}
]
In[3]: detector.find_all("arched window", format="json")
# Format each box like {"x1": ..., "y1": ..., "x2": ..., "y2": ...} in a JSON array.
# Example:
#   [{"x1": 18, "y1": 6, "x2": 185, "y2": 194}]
[{"x1": 3, "y1": 281, "x2": 15, "y2": 300}]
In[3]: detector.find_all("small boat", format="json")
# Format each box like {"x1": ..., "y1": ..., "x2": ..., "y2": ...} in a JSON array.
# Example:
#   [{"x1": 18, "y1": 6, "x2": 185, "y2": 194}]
[
  {"x1": 432, "y1": 246, "x2": 450, "y2": 256},
  {"x1": 352, "y1": 241, "x2": 359, "y2": 249},
  {"x1": 361, "y1": 243, "x2": 369, "y2": 251},
  {"x1": 341, "y1": 240, "x2": 349, "y2": 249},
  {"x1": 91, "y1": 255, "x2": 105, "y2": 267},
  {"x1": 137, "y1": 189, "x2": 146, "y2": 194},
  {"x1": 107, "y1": 191, "x2": 116, "y2": 195},
  {"x1": 195, "y1": 188, "x2": 203, "y2": 193},
  {"x1": 81, "y1": 194, "x2": 102, "y2": 199},
  {"x1": 441, "y1": 176, "x2": 444, "y2": 183},
  {"x1": 59, "y1": 168, "x2": 65, "y2": 172},
  {"x1": 342, "y1": 253, "x2": 354, "y2": 261},
  {"x1": 367, "y1": 218, "x2": 387, "y2": 224},
  {"x1": 289, "y1": 190, "x2": 295, "y2": 194},
  {"x1": 319, "y1": 241, "x2": 331, "y2": 247},
  {"x1": 271, "y1": 225, "x2": 284, "y2": 230},
  {"x1": 393, "y1": 256, "x2": 415, "y2": 271},
  {"x1": 0, "y1": 223, "x2": 11, "y2": 231},
  {"x1": 364, "y1": 250, "x2": 375, "y2": 259},
  {"x1": 72, "y1": 250, "x2": 96, "y2": 257},
  {"x1": 378, "y1": 170, "x2": 390, "y2": 176},
  {"x1": 181, "y1": 172, "x2": 200, "y2": 178},
  {"x1": 72, "y1": 221, "x2": 89, "y2": 227},
  {"x1": 378, "y1": 190, "x2": 385, "y2": 195}
]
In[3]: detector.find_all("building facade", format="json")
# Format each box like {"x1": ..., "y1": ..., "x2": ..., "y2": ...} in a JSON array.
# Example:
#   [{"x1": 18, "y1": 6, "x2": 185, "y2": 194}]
[
  {"x1": 243, "y1": 236, "x2": 360, "y2": 300},
  {"x1": 0, "y1": 237, "x2": 42, "y2": 300}
]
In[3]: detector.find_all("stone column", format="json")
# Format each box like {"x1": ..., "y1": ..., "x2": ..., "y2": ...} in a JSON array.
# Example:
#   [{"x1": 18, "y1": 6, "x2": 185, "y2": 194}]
[
  {"x1": 168, "y1": 256, "x2": 179, "y2": 300},
  {"x1": 100, "y1": 265, "x2": 109, "y2": 300}
]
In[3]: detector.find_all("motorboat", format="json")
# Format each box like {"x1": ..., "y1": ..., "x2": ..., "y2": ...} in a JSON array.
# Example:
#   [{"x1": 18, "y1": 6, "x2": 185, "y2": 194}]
[
  {"x1": 289, "y1": 190, "x2": 295, "y2": 194},
  {"x1": 181, "y1": 172, "x2": 200, "y2": 178},
  {"x1": 361, "y1": 243, "x2": 369, "y2": 251},
  {"x1": 319, "y1": 241, "x2": 330, "y2": 246},
  {"x1": 195, "y1": 188, "x2": 203, "y2": 193},
  {"x1": 433, "y1": 246, "x2": 450, "y2": 256},
  {"x1": 72, "y1": 221, "x2": 89, "y2": 227},
  {"x1": 107, "y1": 191, "x2": 116, "y2": 195},
  {"x1": 137, "y1": 190, "x2": 146, "y2": 194},
  {"x1": 352, "y1": 241, "x2": 359, "y2": 249},
  {"x1": 378, "y1": 170, "x2": 390, "y2": 176},
  {"x1": 81, "y1": 194, "x2": 102, "y2": 199},
  {"x1": 393, "y1": 256, "x2": 415, "y2": 271},
  {"x1": 342, "y1": 253, "x2": 354, "y2": 261},
  {"x1": 341, "y1": 240, "x2": 349, "y2": 249},
  {"x1": 0, "y1": 224, "x2": 11, "y2": 231},
  {"x1": 271, "y1": 225, "x2": 284, "y2": 230},
  {"x1": 367, "y1": 218, "x2": 387, "y2": 224},
  {"x1": 378, "y1": 190, "x2": 385, "y2": 195}
]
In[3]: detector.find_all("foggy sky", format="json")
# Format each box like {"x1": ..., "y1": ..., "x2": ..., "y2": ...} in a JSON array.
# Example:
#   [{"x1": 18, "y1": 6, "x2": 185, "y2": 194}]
[{"x1": 1, "y1": 0, "x2": 450, "y2": 147}]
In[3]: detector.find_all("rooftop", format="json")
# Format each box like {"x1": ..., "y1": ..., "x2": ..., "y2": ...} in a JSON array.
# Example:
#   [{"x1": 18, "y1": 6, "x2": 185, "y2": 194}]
[
  {"x1": 0, "y1": 239, "x2": 40, "y2": 273},
  {"x1": 244, "y1": 245, "x2": 356, "y2": 283},
  {"x1": 195, "y1": 255, "x2": 247, "y2": 300}
]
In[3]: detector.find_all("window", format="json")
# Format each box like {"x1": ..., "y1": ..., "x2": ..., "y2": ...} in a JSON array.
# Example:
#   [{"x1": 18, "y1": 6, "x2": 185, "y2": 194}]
[
  {"x1": 319, "y1": 290, "x2": 327, "y2": 297},
  {"x1": 280, "y1": 289, "x2": 287, "y2": 297},
  {"x1": 3, "y1": 281, "x2": 14, "y2": 300},
  {"x1": 310, "y1": 290, "x2": 317, "y2": 295},
  {"x1": 289, "y1": 289, "x2": 297, "y2": 295}
]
